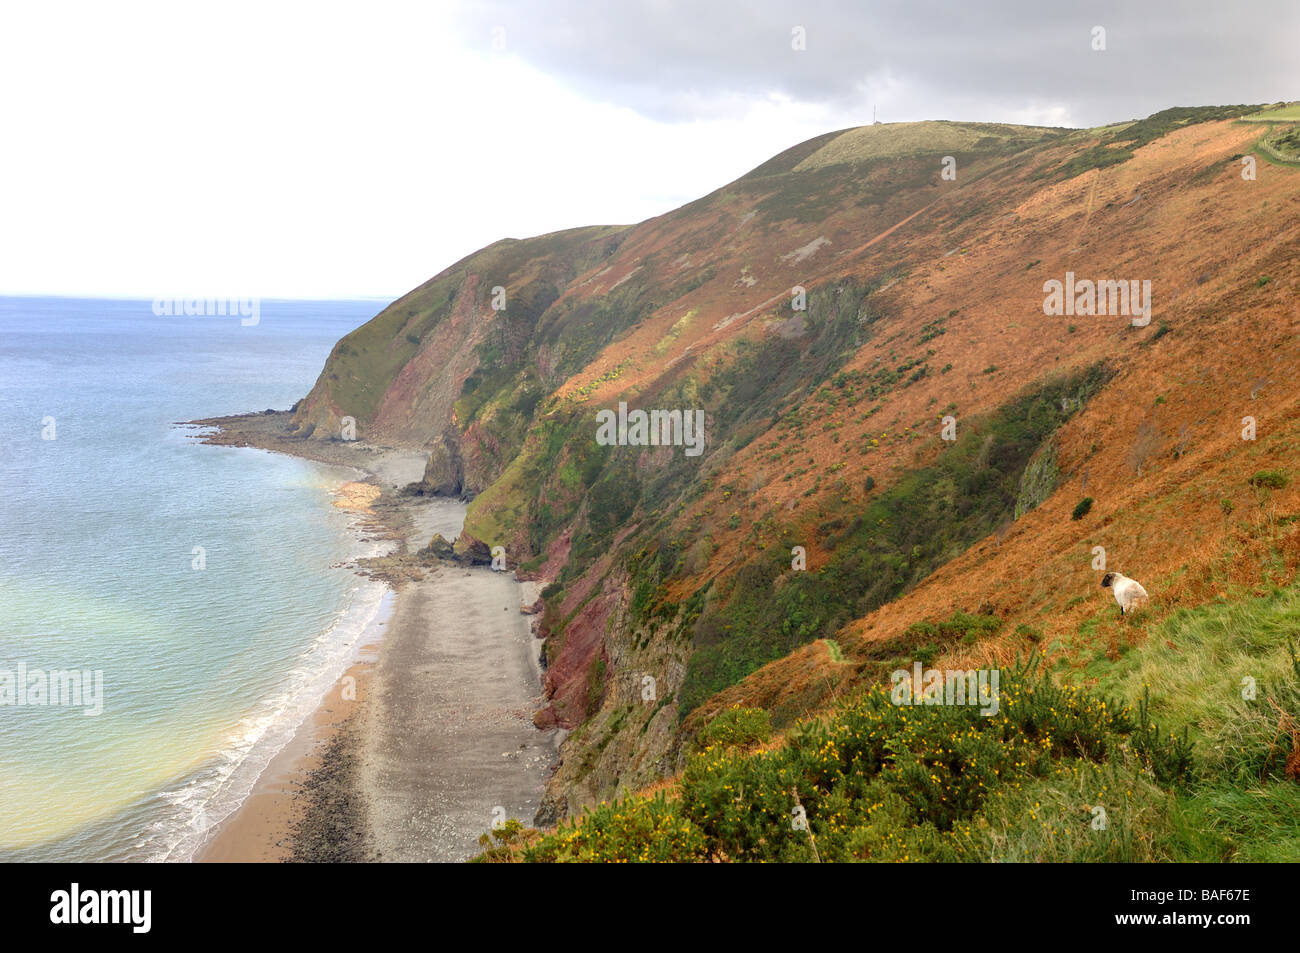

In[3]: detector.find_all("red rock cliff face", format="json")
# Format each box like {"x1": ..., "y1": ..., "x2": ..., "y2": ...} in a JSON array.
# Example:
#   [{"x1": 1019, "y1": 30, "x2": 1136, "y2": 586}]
[
  {"x1": 534, "y1": 516, "x2": 648, "y2": 733},
  {"x1": 367, "y1": 273, "x2": 485, "y2": 448},
  {"x1": 537, "y1": 560, "x2": 620, "y2": 729}
]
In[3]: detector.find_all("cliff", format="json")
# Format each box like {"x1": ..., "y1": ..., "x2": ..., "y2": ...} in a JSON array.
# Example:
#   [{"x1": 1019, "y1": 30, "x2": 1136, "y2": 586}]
[{"x1": 288, "y1": 105, "x2": 1300, "y2": 821}]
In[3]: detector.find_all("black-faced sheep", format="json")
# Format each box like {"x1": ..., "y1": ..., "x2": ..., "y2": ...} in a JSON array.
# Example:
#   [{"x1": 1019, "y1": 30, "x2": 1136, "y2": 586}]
[{"x1": 1101, "y1": 572, "x2": 1149, "y2": 614}]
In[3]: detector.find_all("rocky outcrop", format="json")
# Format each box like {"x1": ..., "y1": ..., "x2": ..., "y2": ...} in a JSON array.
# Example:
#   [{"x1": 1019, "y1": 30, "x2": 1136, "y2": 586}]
[
  {"x1": 452, "y1": 531, "x2": 492, "y2": 565},
  {"x1": 422, "y1": 533, "x2": 455, "y2": 560},
  {"x1": 1014, "y1": 440, "x2": 1059, "y2": 519},
  {"x1": 421, "y1": 431, "x2": 466, "y2": 497}
]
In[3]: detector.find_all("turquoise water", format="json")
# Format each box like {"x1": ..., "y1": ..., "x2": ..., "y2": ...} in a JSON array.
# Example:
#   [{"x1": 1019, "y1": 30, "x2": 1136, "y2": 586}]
[{"x1": 0, "y1": 296, "x2": 388, "y2": 860}]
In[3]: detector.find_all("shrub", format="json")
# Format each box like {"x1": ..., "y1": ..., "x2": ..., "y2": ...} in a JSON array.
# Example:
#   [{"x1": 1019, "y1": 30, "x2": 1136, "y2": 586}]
[
  {"x1": 1072, "y1": 497, "x2": 1094, "y2": 520},
  {"x1": 1128, "y1": 686, "x2": 1196, "y2": 785},
  {"x1": 694, "y1": 704, "x2": 772, "y2": 752},
  {"x1": 1015, "y1": 623, "x2": 1044, "y2": 643},
  {"x1": 473, "y1": 819, "x2": 540, "y2": 862},
  {"x1": 522, "y1": 793, "x2": 709, "y2": 863},
  {"x1": 903, "y1": 610, "x2": 1002, "y2": 647},
  {"x1": 1249, "y1": 470, "x2": 1288, "y2": 489}
]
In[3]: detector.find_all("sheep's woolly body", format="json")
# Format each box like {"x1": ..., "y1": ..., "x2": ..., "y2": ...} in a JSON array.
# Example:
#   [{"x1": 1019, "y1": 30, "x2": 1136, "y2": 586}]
[{"x1": 1101, "y1": 572, "x2": 1149, "y2": 614}]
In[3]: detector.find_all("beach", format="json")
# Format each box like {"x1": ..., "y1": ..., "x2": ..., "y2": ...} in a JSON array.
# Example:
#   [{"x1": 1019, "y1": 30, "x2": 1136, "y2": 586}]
[{"x1": 192, "y1": 411, "x2": 557, "y2": 862}]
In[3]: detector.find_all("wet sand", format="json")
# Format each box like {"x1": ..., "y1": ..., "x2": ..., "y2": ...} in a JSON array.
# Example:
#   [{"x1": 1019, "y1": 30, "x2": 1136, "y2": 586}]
[
  {"x1": 197, "y1": 654, "x2": 377, "y2": 862},
  {"x1": 192, "y1": 411, "x2": 556, "y2": 863}
]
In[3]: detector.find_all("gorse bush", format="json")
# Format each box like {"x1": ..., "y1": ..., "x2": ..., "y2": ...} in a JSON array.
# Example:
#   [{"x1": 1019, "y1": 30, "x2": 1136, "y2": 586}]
[
  {"x1": 693, "y1": 704, "x2": 771, "y2": 752},
  {"x1": 1072, "y1": 497, "x2": 1094, "y2": 520},
  {"x1": 473, "y1": 819, "x2": 539, "y2": 862},
  {"x1": 522, "y1": 793, "x2": 709, "y2": 863},
  {"x1": 513, "y1": 656, "x2": 1204, "y2": 862},
  {"x1": 1015, "y1": 623, "x2": 1044, "y2": 643}
]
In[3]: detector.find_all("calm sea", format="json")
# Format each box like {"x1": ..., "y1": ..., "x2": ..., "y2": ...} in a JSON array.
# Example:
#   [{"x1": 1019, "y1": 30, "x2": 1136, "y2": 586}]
[{"x1": 0, "y1": 296, "x2": 389, "y2": 861}]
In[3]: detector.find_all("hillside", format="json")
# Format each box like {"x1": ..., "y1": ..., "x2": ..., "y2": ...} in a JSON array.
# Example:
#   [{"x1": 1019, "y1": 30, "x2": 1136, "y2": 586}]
[{"x1": 289, "y1": 105, "x2": 1300, "y2": 849}]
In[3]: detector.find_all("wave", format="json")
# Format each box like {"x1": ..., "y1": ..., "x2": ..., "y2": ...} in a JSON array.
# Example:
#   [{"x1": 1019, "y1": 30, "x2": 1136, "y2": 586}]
[{"x1": 140, "y1": 517, "x2": 394, "y2": 863}]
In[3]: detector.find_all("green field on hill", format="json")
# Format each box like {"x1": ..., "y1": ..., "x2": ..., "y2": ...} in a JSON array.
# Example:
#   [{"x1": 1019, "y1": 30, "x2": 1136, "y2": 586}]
[{"x1": 1243, "y1": 102, "x2": 1300, "y2": 122}]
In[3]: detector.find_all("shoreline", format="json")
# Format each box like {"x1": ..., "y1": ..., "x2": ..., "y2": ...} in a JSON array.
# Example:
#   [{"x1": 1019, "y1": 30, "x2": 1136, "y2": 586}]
[
  {"x1": 190, "y1": 411, "x2": 557, "y2": 863},
  {"x1": 195, "y1": 649, "x2": 380, "y2": 861}
]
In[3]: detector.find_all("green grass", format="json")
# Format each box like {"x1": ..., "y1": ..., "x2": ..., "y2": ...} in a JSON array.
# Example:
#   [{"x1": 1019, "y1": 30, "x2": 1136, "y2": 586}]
[
  {"x1": 1175, "y1": 783, "x2": 1300, "y2": 861},
  {"x1": 311, "y1": 223, "x2": 630, "y2": 432},
  {"x1": 789, "y1": 120, "x2": 1065, "y2": 172},
  {"x1": 1242, "y1": 102, "x2": 1300, "y2": 122},
  {"x1": 1070, "y1": 583, "x2": 1300, "y2": 782}
]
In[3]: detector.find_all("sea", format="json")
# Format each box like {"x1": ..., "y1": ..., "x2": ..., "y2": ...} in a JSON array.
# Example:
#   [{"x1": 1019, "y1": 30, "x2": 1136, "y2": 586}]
[{"x1": 0, "y1": 295, "x2": 390, "y2": 861}]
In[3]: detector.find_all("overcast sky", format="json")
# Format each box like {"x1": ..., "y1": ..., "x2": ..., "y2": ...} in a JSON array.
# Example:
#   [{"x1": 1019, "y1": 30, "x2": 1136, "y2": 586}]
[{"x1": 0, "y1": 0, "x2": 1293, "y2": 299}]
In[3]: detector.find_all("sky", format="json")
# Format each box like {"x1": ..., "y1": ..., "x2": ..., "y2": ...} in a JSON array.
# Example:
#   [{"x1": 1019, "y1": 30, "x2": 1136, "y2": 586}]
[{"x1": 0, "y1": 0, "x2": 1294, "y2": 299}]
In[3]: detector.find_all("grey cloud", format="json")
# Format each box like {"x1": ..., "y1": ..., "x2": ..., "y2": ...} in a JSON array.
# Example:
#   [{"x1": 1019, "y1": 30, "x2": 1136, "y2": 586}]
[{"x1": 451, "y1": 0, "x2": 1298, "y2": 126}]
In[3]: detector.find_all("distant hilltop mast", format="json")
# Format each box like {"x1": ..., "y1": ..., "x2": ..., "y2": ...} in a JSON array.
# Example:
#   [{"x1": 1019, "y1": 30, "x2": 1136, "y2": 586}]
[{"x1": 873, "y1": 105, "x2": 881, "y2": 125}]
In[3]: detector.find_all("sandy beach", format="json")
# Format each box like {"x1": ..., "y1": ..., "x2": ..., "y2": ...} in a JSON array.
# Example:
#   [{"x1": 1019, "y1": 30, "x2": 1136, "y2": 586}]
[{"x1": 191, "y1": 411, "x2": 557, "y2": 863}]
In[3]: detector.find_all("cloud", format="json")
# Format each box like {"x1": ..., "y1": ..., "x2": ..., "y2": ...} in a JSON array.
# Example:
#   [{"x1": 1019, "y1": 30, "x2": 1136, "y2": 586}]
[
  {"x1": 1, "y1": 1, "x2": 1293, "y2": 297},
  {"x1": 450, "y1": 0, "x2": 1299, "y2": 127}
]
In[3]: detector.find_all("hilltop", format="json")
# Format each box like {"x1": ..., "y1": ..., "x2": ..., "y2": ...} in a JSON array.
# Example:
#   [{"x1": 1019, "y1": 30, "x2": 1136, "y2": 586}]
[{"x1": 282, "y1": 105, "x2": 1300, "y2": 858}]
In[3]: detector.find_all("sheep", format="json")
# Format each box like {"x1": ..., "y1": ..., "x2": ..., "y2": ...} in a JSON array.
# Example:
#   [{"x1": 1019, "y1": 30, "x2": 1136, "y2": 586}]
[{"x1": 1101, "y1": 572, "x2": 1149, "y2": 614}]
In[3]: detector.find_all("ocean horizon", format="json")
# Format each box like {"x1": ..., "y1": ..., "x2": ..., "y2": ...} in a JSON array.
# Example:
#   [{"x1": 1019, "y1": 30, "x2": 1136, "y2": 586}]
[{"x1": 0, "y1": 295, "x2": 389, "y2": 861}]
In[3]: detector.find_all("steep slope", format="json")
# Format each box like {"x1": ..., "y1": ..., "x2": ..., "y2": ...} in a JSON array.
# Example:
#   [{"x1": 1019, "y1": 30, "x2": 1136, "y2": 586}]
[
  {"x1": 290, "y1": 105, "x2": 1299, "y2": 823},
  {"x1": 290, "y1": 224, "x2": 631, "y2": 495}
]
